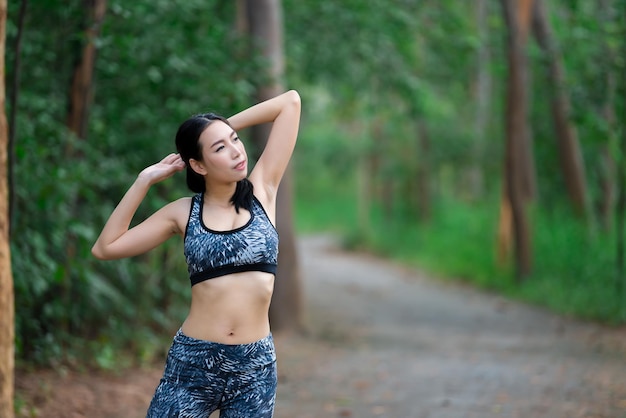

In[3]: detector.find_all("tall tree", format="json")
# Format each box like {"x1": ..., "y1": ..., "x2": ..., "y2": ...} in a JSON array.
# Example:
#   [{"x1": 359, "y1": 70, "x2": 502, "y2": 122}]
[
  {"x1": 415, "y1": 119, "x2": 431, "y2": 220},
  {"x1": 7, "y1": 0, "x2": 26, "y2": 234},
  {"x1": 245, "y1": 0, "x2": 303, "y2": 331},
  {"x1": 598, "y1": 0, "x2": 618, "y2": 231},
  {"x1": 61, "y1": 0, "x2": 107, "y2": 334},
  {"x1": 500, "y1": 0, "x2": 535, "y2": 279},
  {"x1": 532, "y1": 0, "x2": 589, "y2": 219},
  {"x1": 615, "y1": 0, "x2": 626, "y2": 297},
  {"x1": 0, "y1": 0, "x2": 15, "y2": 415},
  {"x1": 468, "y1": 0, "x2": 492, "y2": 199},
  {"x1": 66, "y1": 0, "x2": 106, "y2": 143}
]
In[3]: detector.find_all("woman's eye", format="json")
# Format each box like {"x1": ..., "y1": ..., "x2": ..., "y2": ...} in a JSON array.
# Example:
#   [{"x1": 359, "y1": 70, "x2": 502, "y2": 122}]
[
  {"x1": 216, "y1": 145, "x2": 225, "y2": 152},
  {"x1": 233, "y1": 136, "x2": 240, "y2": 142}
]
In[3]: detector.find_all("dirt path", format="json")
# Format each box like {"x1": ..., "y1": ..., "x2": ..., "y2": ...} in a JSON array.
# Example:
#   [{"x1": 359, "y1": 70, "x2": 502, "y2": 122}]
[
  {"x1": 16, "y1": 234, "x2": 626, "y2": 417},
  {"x1": 276, "y1": 235, "x2": 626, "y2": 418}
]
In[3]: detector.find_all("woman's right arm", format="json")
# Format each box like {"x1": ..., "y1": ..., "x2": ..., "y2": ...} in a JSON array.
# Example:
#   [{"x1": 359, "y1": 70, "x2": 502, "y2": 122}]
[{"x1": 91, "y1": 153, "x2": 187, "y2": 260}]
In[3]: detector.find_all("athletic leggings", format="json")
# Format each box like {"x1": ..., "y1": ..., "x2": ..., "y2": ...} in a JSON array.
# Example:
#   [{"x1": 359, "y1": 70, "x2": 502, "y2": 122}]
[{"x1": 146, "y1": 329, "x2": 277, "y2": 418}]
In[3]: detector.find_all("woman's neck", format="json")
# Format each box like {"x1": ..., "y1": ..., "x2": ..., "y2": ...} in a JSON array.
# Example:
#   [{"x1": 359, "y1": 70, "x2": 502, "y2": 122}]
[{"x1": 203, "y1": 182, "x2": 237, "y2": 207}]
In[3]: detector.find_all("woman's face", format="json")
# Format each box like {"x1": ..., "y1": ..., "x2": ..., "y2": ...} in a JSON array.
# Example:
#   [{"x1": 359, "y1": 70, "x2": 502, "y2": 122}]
[{"x1": 194, "y1": 120, "x2": 248, "y2": 184}]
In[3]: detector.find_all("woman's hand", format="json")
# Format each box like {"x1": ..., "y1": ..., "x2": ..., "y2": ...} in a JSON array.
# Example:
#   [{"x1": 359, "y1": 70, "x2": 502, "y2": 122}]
[{"x1": 138, "y1": 153, "x2": 186, "y2": 186}]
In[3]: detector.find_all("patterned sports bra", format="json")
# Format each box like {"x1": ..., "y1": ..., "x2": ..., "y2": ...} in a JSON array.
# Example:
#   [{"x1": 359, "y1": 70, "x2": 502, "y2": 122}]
[{"x1": 184, "y1": 193, "x2": 279, "y2": 286}]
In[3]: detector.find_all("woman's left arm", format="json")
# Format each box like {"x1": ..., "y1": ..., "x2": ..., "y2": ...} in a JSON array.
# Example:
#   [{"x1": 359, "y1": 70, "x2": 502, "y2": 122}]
[{"x1": 228, "y1": 90, "x2": 301, "y2": 200}]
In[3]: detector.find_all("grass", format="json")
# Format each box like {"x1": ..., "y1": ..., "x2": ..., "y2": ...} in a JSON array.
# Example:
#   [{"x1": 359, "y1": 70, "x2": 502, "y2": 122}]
[
  {"x1": 292, "y1": 102, "x2": 625, "y2": 325},
  {"x1": 295, "y1": 188, "x2": 626, "y2": 325}
]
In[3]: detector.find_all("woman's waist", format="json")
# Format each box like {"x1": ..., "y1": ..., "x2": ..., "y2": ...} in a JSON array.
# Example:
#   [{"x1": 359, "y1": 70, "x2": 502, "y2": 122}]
[
  {"x1": 183, "y1": 300, "x2": 271, "y2": 344},
  {"x1": 169, "y1": 328, "x2": 276, "y2": 372},
  {"x1": 184, "y1": 271, "x2": 274, "y2": 343},
  {"x1": 181, "y1": 318, "x2": 271, "y2": 345}
]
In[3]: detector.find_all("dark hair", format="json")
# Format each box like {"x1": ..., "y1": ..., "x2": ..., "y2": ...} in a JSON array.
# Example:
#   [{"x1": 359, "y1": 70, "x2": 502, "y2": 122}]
[{"x1": 175, "y1": 112, "x2": 253, "y2": 213}]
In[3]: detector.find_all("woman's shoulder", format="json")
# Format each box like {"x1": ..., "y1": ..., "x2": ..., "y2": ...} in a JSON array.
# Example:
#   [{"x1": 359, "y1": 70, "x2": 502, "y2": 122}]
[
  {"x1": 171, "y1": 195, "x2": 198, "y2": 212},
  {"x1": 158, "y1": 196, "x2": 195, "y2": 221},
  {"x1": 160, "y1": 196, "x2": 196, "y2": 236},
  {"x1": 170, "y1": 195, "x2": 195, "y2": 205}
]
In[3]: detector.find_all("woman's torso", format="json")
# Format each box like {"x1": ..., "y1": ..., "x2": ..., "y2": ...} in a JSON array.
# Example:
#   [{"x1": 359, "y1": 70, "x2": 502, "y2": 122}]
[
  {"x1": 172, "y1": 193, "x2": 278, "y2": 344},
  {"x1": 183, "y1": 271, "x2": 275, "y2": 344}
]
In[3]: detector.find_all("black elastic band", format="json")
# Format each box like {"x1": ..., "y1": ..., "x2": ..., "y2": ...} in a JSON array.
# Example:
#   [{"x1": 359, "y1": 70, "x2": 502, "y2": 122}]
[{"x1": 190, "y1": 263, "x2": 277, "y2": 286}]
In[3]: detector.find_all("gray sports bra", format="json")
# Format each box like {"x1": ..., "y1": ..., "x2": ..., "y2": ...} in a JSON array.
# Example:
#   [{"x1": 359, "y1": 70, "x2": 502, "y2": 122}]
[{"x1": 184, "y1": 193, "x2": 279, "y2": 286}]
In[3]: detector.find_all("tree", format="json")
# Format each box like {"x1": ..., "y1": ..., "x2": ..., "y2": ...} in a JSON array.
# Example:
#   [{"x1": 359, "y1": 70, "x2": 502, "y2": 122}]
[
  {"x1": 597, "y1": 0, "x2": 618, "y2": 230},
  {"x1": 245, "y1": 0, "x2": 303, "y2": 331},
  {"x1": 500, "y1": 0, "x2": 535, "y2": 279},
  {"x1": 62, "y1": 0, "x2": 107, "y2": 334},
  {"x1": 532, "y1": 0, "x2": 589, "y2": 219},
  {"x1": 0, "y1": 0, "x2": 15, "y2": 414},
  {"x1": 614, "y1": 0, "x2": 626, "y2": 299},
  {"x1": 8, "y1": 0, "x2": 263, "y2": 366},
  {"x1": 7, "y1": 0, "x2": 26, "y2": 234},
  {"x1": 469, "y1": 0, "x2": 492, "y2": 199},
  {"x1": 66, "y1": 0, "x2": 107, "y2": 143}
]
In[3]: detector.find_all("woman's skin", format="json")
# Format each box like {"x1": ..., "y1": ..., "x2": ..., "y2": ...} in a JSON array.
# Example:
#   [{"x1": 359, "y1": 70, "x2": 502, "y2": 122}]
[{"x1": 92, "y1": 90, "x2": 301, "y2": 344}]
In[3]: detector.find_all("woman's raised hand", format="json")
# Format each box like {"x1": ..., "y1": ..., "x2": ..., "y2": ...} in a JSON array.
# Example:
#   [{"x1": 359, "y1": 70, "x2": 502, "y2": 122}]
[{"x1": 138, "y1": 153, "x2": 186, "y2": 185}]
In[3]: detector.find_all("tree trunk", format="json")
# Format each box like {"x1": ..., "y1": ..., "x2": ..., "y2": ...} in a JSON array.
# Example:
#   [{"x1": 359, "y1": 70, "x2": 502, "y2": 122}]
[
  {"x1": 416, "y1": 119, "x2": 431, "y2": 221},
  {"x1": 468, "y1": 0, "x2": 491, "y2": 199},
  {"x1": 0, "y1": 0, "x2": 15, "y2": 416},
  {"x1": 615, "y1": 2, "x2": 626, "y2": 298},
  {"x1": 617, "y1": 133, "x2": 626, "y2": 296},
  {"x1": 368, "y1": 115, "x2": 393, "y2": 221},
  {"x1": 599, "y1": 147, "x2": 616, "y2": 230},
  {"x1": 66, "y1": 0, "x2": 106, "y2": 143},
  {"x1": 511, "y1": 0, "x2": 537, "y2": 202},
  {"x1": 356, "y1": 121, "x2": 371, "y2": 233},
  {"x1": 62, "y1": 0, "x2": 106, "y2": 334},
  {"x1": 598, "y1": 0, "x2": 617, "y2": 231},
  {"x1": 499, "y1": 0, "x2": 534, "y2": 280},
  {"x1": 7, "y1": 0, "x2": 27, "y2": 235},
  {"x1": 496, "y1": 191, "x2": 513, "y2": 266},
  {"x1": 532, "y1": 0, "x2": 589, "y2": 219},
  {"x1": 245, "y1": 0, "x2": 303, "y2": 332},
  {"x1": 235, "y1": 0, "x2": 247, "y2": 33}
]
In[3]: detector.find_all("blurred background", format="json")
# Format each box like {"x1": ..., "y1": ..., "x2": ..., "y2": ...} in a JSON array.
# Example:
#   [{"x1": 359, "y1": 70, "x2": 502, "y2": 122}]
[{"x1": 5, "y1": 0, "x2": 626, "y2": 373}]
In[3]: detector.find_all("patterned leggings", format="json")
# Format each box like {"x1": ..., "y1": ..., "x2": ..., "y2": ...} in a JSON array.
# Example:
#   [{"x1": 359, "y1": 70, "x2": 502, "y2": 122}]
[{"x1": 146, "y1": 329, "x2": 277, "y2": 418}]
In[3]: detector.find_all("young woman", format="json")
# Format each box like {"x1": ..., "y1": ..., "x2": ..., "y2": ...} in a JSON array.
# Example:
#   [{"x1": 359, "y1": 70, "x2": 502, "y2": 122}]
[{"x1": 92, "y1": 90, "x2": 301, "y2": 417}]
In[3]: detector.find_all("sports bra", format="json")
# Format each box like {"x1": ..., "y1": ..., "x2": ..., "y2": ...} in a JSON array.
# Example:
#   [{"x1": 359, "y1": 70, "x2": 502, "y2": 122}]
[{"x1": 184, "y1": 193, "x2": 279, "y2": 286}]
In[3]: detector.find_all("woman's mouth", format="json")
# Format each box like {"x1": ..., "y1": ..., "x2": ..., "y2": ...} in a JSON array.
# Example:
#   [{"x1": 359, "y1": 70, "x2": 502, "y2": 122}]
[{"x1": 234, "y1": 161, "x2": 247, "y2": 171}]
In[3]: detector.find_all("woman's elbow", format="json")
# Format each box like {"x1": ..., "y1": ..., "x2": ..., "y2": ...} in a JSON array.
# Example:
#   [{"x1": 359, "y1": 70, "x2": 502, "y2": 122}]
[
  {"x1": 91, "y1": 243, "x2": 110, "y2": 260},
  {"x1": 287, "y1": 90, "x2": 301, "y2": 107}
]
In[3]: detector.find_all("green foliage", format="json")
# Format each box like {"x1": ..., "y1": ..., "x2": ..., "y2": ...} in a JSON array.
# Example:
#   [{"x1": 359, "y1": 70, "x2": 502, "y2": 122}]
[
  {"x1": 7, "y1": 0, "x2": 626, "y2": 370},
  {"x1": 8, "y1": 0, "x2": 263, "y2": 367},
  {"x1": 289, "y1": 0, "x2": 626, "y2": 323},
  {"x1": 287, "y1": 0, "x2": 625, "y2": 324},
  {"x1": 297, "y1": 161, "x2": 626, "y2": 323},
  {"x1": 293, "y1": 91, "x2": 361, "y2": 233}
]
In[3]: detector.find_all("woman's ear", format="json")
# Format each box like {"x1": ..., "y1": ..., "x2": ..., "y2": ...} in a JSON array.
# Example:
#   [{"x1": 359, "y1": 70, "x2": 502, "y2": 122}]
[{"x1": 189, "y1": 158, "x2": 207, "y2": 176}]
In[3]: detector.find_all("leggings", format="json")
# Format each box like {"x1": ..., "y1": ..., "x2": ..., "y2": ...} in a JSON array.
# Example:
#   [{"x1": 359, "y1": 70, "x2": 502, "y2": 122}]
[{"x1": 147, "y1": 329, "x2": 277, "y2": 418}]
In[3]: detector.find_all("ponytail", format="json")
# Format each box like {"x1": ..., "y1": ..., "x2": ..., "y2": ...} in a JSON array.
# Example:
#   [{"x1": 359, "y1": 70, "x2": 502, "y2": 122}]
[{"x1": 185, "y1": 166, "x2": 206, "y2": 193}]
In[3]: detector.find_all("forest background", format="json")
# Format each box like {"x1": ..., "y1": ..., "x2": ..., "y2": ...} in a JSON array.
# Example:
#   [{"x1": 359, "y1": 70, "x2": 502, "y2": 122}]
[{"x1": 2, "y1": 0, "x2": 626, "y2": 388}]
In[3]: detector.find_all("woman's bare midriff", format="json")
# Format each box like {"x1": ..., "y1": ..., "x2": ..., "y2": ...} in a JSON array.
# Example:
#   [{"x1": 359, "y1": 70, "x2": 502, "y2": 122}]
[{"x1": 181, "y1": 271, "x2": 275, "y2": 344}]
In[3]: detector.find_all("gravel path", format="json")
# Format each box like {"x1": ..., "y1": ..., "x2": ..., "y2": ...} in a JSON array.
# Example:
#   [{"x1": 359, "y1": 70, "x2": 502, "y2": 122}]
[{"x1": 273, "y1": 235, "x2": 626, "y2": 418}]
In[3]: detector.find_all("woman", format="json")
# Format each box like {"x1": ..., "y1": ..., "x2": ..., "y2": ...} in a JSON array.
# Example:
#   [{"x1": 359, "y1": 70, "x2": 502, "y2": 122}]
[{"x1": 92, "y1": 90, "x2": 301, "y2": 417}]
